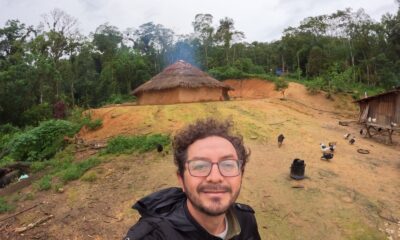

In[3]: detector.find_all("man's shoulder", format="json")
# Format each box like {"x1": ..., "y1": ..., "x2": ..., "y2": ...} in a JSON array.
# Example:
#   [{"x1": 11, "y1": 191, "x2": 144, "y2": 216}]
[
  {"x1": 124, "y1": 217, "x2": 167, "y2": 240},
  {"x1": 233, "y1": 202, "x2": 255, "y2": 214}
]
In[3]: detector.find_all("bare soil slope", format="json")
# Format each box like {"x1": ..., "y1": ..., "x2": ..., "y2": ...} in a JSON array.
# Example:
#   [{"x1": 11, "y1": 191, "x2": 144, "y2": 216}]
[{"x1": 1, "y1": 79, "x2": 399, "y2": 240}]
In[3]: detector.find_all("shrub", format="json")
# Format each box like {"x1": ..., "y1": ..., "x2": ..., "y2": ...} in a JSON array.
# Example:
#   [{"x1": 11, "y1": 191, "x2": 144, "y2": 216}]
[
  {"x1": 0, "y1": 197, "x2": 14, "y2": 213},
  {"x1": 53, "y1": 100, "x2": 67, "y2": 119},
  {"x1": 58, "y1": 157, "x2": 101, "y2": 183},
  {"x1": 104, "y1": 94, "x2": 135, "y2": 105},
  {"x1": 208, "y1": 66, "x2": 245, "y2": 80},
  {"x1": 21, "y1": 103, "x2": 53, "y2": 126},
  {"x1": 36, "y1": 175, "x2": 52, "y2": 191},
  {"x1": 305, "y1": 77, "x2": 326, "y2": 94},
  {"x1": 105, "y1": 134, "x2": 170, "y2": 154},
  {"x1": 81, "y1": 172, "x2": 97, "y2": 182},
  {"x1": 85, "y1": 118, "x2": 103, "y2": 130},
  {"x1": 7, "y1": 120, "x2": 78, "y2": 162},
  {"x1": 274, "y1": 78, "x2": 289, "y2": 90}
]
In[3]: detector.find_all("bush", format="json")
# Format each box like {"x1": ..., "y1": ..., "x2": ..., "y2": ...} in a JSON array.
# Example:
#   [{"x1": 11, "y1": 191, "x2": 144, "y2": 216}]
[
  {"x1": 274, "y1": 78, "x2": 289, "y2": 90},
  {"x1": 105, "y1": 134, "x2": 170, "y2": 154},
  {"x1": 81, "y1": 172, "x2": 97, "y2": 182},
  {"x1": 6, "y1": 120, "x2": 79, "y2": 162},
  {"x1": 21, "y1": 103, "x2": 53, "y2": 126},
  {"x1": 85, "y1": 118, "x2": 103, "y2": 131},
  {"x1": 53, "y1": 100, "x2": 67, "y2": 119},
  {"x1": 104, "y1": 94, "x2": 135, "y2": 105},
  {"x1": 58, "y1": 157, "x2": 101, "y2": 183},
  {"x1": 36, "y1": 175, "x2": 52, "y2": 191},
  {"x1": 0, "y1": 197, "x2": 14, "y2": 213},
  {"x1": 208, "y1": 66, "x2": 245, "y2": 80},
  {"x1": 305, "y1": 77, "x2": 326, "y2": 94}
]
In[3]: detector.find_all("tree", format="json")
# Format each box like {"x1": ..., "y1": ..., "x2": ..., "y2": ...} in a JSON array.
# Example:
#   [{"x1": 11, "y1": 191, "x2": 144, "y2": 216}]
[
  {"x1": 215, "y1": 17, "x2": 245, "y2": 65},
  {"x1": 192, "y1": 13, "x2": 214, "y2": 68}
]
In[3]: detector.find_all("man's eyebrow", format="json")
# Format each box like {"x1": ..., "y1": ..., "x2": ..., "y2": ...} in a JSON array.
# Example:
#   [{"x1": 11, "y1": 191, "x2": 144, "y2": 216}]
[{"x1": 188, "y1": 155, "x2": 237, "y2": 161}]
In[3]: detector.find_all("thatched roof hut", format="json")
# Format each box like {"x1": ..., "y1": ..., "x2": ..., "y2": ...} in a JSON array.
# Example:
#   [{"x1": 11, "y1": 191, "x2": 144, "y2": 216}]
[{"x1": 132, "y1": 60, "x2": 233, "y2": 105}]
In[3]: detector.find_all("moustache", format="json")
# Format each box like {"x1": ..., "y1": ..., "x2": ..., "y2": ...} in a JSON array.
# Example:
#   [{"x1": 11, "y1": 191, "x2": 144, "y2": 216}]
[{"x1": 198, "y1": 184, "x2": 232, "y2": 193}]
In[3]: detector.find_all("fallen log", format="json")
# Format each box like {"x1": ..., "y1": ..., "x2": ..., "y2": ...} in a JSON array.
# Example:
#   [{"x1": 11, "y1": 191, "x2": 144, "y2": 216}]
[{"x1": 14, "y1": 214, "x2": 54, "y2": 233}]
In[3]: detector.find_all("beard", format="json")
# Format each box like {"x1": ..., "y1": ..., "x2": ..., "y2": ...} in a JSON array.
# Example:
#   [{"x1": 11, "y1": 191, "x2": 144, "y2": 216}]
[{"x1": 183, "y1": 182, "x2": 241, "y2": 216}]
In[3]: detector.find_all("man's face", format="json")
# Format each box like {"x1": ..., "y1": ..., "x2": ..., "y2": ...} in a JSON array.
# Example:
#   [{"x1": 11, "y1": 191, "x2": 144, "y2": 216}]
[{"x1": 178, "y1": 136, "x2": 242, "y2": 216}]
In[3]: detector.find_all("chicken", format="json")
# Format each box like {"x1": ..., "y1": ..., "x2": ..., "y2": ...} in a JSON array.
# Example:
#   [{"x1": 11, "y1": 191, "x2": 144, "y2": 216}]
[
  {"x1": 277, "y1": 134, "x2": 285, "y2": 147},
  {"x1": 321, "y1": 152, "x2": 334, "y2": 161},
  {"x1": 320, "y1": 143, "x2": 330, "y2": 152},
  {"x1": 156, "y1": 144, "x2": 163, "y2": 152},
  {"x1": 328, "y1": 142, "x2": 336, "y2": 152},
  {"x1": 349, "y1": 138, "x2": 355, "y2": 145}
]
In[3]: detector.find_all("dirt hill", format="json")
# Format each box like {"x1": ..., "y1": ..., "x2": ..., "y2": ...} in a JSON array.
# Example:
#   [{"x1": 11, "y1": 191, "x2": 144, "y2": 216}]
[{"x1": 1, "y1": 79, "x2": 399, "y2": 240}]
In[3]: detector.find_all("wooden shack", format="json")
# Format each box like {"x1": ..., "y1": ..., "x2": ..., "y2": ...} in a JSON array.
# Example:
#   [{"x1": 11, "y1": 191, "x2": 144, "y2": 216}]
[{"x1": 354, "y1": 87, "x2": 400, "y2": 143}]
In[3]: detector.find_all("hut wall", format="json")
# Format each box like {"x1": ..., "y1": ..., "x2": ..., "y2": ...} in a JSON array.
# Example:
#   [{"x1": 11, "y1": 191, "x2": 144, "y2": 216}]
[
  {"x1": 178, "y1": 87, "x2": 222, "y2": 102},
  {"x1": 136, "y1": 88, "x2": 180, "y2": 105},
  {"x1": 365, "y1": 93, "x2": 398, "y2": 125},
  {"x1": 136, "y1": 87, "x2": 223, "y2": 105},
  {"x1": 395, "y1": 94, "x2": 400, "y2": 124}
]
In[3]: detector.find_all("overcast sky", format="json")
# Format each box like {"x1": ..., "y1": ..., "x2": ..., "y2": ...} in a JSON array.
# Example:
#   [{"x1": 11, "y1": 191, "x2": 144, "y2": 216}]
[{"x1": 1, "y1": 0, "x2": 398, "y2": 42}]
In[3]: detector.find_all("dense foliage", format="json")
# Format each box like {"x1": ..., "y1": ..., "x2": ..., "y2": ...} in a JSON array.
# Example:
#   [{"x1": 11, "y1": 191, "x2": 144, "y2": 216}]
[
  {"x1": 0, "y1": 7, "x2": 399, "y2": 127},
  {"x1": 3, "y1": 120, "x2": 78, "y2": 162}
]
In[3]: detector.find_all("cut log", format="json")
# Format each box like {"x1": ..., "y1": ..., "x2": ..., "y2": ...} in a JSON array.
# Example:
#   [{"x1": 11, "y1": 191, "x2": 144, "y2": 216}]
[{"x1": 0, "y1": 170, "x2": 20, "y2": 188}]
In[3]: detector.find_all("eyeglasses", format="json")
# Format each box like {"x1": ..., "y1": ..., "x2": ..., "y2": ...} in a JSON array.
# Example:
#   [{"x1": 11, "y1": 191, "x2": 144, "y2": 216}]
[{"x1": 186, "y1": 159, "x2": 242, "y2": 177}]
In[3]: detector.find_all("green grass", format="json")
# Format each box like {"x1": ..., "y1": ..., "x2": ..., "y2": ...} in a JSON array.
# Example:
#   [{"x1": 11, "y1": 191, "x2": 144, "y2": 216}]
[
  {"x1": 58, "y1": 157, "x2": 101, "y2": 183},
  {"x1": 81, "y1": 172, "x2": 97, "y2": 182},
  {"x1": 0, "y1": 197, "x2": 14, "y2": 213},
  {"x1": 104, "y1": 133, "x2": 170, "y2": 154},
  {"x1": 36, "y1": 175, "x2": 52, "y2": 191}
]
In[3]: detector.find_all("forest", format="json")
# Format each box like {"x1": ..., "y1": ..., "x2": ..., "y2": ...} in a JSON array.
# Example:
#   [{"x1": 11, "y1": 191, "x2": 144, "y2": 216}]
[{"x1": 0, "y1": 6, "x2": 399, "y2": 127}]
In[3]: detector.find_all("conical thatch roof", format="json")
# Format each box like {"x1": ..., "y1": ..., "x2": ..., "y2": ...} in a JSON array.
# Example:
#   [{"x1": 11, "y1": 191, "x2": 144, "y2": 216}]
[{"x1": 132, "y1": 60, "x2": 233, "y2": 95}]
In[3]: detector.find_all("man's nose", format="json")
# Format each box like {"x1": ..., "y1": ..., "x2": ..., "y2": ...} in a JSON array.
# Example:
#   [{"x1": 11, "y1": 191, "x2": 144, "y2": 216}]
[{"x1": 206, "y1": 164, "x2": 223, "y2": 182}]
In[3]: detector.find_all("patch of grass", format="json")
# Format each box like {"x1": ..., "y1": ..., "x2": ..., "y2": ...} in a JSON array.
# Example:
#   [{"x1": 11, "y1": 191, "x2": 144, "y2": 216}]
[
  {"x1": 23, "y1": 192, "x2": 35, "y2": 201},
  {"x1": 36, "y1": 175, "x2": 52, "y2": 191},
  {"x1": 85, "y1": 118, "x2": 103, "y2": 131},
  {"x1": 105, "y1": 134, "x2": 170, "y2": 154},
  {"x1": 81, "y1": 172, "x2": 97, "y2": 182},
  {"x1": 58, "y1": 157, "x2": 101, "y2": 183},
  {"x1": 0, "y1": 197, "x2": 14, "y2": 213}
]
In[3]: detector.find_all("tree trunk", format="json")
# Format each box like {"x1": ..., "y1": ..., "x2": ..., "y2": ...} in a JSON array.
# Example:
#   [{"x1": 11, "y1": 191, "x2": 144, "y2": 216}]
[{"x1": 70, "y1": 81, "x2": 75, "y2": 106}]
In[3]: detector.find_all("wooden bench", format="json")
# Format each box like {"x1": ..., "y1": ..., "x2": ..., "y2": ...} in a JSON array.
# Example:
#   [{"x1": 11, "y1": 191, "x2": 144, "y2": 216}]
[{"x1": 362, "y1": 122, "x2": 399, "y2": 144}]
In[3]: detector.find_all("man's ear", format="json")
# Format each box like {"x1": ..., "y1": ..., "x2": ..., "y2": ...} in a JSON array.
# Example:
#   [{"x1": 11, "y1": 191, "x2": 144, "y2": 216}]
[{"x1": 177, "y1": 172, "x2": 185, "y2": 192}]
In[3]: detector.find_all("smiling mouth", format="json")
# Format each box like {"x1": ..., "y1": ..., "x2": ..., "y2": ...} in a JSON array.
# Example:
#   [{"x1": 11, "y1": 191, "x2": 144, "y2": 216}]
[{"x1": 202, "y1": 191, "x2": 227, "y2": 194}]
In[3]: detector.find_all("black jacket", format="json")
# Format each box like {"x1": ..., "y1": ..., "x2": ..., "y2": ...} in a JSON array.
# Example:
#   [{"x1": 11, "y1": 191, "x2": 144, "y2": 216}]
[{"x1": 124, "y1": 187, "x2": 261, "y2": 240}]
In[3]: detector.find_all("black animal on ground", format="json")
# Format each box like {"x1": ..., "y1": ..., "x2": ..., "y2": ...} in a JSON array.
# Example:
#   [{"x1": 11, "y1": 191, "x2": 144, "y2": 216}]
[
  {"x1": 278, "y1": 134, "x2": 285, "y2": 147},
  {"x1": 156, "y1": 144, "x2": 163, "y2": 152},
  {"x1": 321, "y1": 152, "x2": 334, "y2": 161},
  {"x1": 349, "y1": 138, "x2": 356, "y2": 145}
]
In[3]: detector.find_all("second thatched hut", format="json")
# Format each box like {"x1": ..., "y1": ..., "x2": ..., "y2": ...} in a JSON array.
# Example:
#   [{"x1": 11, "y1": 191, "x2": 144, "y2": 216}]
[{"x1": 132, "y1": 60, "x2": 233, "y2": 105}]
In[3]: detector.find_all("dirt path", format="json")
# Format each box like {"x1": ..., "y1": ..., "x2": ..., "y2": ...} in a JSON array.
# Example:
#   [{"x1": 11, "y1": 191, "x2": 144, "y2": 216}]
[{"x1": 1, "y1": 80, "x2": 399, "y2": 239}]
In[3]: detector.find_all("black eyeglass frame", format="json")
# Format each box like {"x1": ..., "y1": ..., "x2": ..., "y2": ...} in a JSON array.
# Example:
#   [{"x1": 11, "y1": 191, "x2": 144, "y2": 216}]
[{"x1": 186, "y1": 159, "x2": 243, "y2": 177}]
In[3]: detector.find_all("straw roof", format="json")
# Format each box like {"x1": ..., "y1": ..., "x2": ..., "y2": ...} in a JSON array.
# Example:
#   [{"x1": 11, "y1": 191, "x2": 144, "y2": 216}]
[{"x1": 132, "y1": 60, "x2": 233, "y2": 95}]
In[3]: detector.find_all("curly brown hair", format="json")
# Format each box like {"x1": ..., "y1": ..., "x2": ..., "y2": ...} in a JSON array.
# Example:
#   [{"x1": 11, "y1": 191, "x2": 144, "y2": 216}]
[{"x1": 173, "y1": 118, "x2": 250, "y2": 177}]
